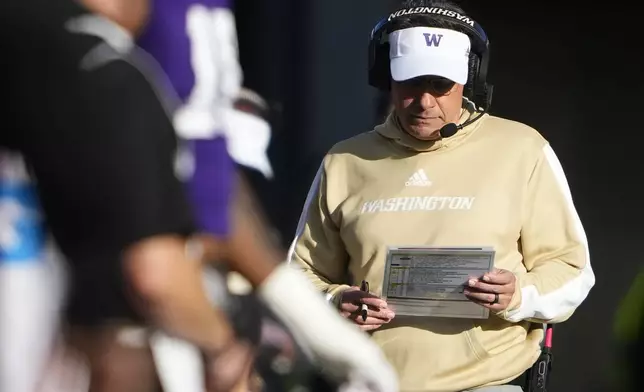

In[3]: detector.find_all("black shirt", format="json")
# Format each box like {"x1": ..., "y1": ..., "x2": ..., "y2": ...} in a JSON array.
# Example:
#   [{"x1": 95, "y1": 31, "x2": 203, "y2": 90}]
[{"x1": 0, "y1": 1, "x2": 196, "y2": 323}]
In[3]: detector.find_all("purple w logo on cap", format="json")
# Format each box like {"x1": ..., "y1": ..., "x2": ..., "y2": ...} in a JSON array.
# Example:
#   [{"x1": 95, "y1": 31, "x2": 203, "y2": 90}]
[{"x1": 423, "y1": 33, "x2": 443, "y2": 47}]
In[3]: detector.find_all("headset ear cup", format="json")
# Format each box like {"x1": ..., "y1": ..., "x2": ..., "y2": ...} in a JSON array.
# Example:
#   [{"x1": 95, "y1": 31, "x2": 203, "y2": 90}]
[
  {"x1": 465, "y1": 54, "x2": 478, "y2": 100},
  {"x1": 369, "y1": 41, "x2": 391, "y2": 90},
  {"x1": 378, "y1": 43, "x2": 391, "y2": 90},
  {"x1": 368, "y1": 39, "x2": 378, "y2": 87}
]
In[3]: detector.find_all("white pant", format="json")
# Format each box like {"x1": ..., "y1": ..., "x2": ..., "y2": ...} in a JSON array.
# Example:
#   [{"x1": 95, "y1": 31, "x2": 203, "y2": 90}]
[{"x1": 0, "y1": 251, "x2": 68, "y2": 392}]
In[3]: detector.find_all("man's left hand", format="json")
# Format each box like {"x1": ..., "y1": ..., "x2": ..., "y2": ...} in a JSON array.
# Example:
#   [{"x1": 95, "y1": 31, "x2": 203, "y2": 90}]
[{"x1": 464, "y1": 269, "x2": 517, "y2": 311}]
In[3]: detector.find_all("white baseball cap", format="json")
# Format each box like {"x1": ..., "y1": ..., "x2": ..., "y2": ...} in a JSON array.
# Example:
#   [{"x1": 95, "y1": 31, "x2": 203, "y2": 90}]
[{"x1": 389, "y1": 26, "x2": 471, "y2": 85}]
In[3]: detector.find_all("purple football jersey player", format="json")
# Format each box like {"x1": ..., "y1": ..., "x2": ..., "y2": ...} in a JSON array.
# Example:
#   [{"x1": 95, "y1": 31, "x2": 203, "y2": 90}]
[{"x1": 137, "y1": 0, "x2": 241, "y2": 237}]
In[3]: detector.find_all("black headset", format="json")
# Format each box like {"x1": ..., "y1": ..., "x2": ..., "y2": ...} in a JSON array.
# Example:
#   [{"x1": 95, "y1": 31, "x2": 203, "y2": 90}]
[{"x1": 368, "y1": 6, "x2": 493, "y2": 110}]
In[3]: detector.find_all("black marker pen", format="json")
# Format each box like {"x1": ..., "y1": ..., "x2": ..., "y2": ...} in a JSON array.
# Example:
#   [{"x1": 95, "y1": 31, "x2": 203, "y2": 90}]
[{"x1": 360, "y1": 280, "x2": 369, "y2": 321}]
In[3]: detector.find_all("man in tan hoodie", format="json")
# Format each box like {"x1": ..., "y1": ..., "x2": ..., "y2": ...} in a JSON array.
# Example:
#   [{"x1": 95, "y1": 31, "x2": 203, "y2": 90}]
[{"x1": 289, "y1": 0, "x2": 595, "y2": 391}]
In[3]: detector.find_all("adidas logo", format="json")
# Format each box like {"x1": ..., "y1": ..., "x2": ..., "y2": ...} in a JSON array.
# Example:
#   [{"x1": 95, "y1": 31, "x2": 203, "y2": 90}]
[{"x1": 405, "y1": 169, "x2": 432, "y2": 187}]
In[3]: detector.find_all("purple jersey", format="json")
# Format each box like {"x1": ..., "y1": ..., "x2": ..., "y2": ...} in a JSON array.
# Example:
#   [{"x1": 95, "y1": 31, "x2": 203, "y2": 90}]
[
  {"x1": 137, "y1": 0, "x2": 236, "y2": 238},
  {"x1": 137, "y1": 0, "x2": 231, "y2": 101},
  {"x1": 186, "y1": 139, "x2": 235, "y2": 237}
]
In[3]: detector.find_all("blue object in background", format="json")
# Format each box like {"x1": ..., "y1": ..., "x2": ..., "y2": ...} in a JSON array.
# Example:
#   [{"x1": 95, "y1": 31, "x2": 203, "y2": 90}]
[{"x1": 0, "y1": 179, "x2": 44, "y2": 264}]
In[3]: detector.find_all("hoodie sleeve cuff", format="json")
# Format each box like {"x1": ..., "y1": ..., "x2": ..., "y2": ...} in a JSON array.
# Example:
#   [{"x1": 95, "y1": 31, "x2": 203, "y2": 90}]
[{"x1": 497, "y1": 273, "x2": 523, "y2": 321}]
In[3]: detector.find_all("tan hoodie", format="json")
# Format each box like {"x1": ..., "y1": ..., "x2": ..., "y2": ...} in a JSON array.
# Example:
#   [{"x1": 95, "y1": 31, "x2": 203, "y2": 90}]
[{"x1": 288, "y1": 104, "x2": 595, "y2": 391}]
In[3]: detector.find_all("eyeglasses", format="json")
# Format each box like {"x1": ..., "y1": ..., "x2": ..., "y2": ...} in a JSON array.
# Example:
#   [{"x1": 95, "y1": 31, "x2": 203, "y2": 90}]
[{"x1": 401, "y1": 76, "x2": 456, "y2": 96}]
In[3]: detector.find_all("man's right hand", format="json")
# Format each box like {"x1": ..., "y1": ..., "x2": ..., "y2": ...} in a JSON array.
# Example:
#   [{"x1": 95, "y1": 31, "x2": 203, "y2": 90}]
[{"x1": 339, "y1": 287, "x2": 395, "y2": 331}]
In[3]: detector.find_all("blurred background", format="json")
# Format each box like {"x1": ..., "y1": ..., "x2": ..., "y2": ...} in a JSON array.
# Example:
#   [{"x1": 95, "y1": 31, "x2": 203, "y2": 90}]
[{"x1": 233, "y1": 1, "x2": 641, "y2": 391}]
